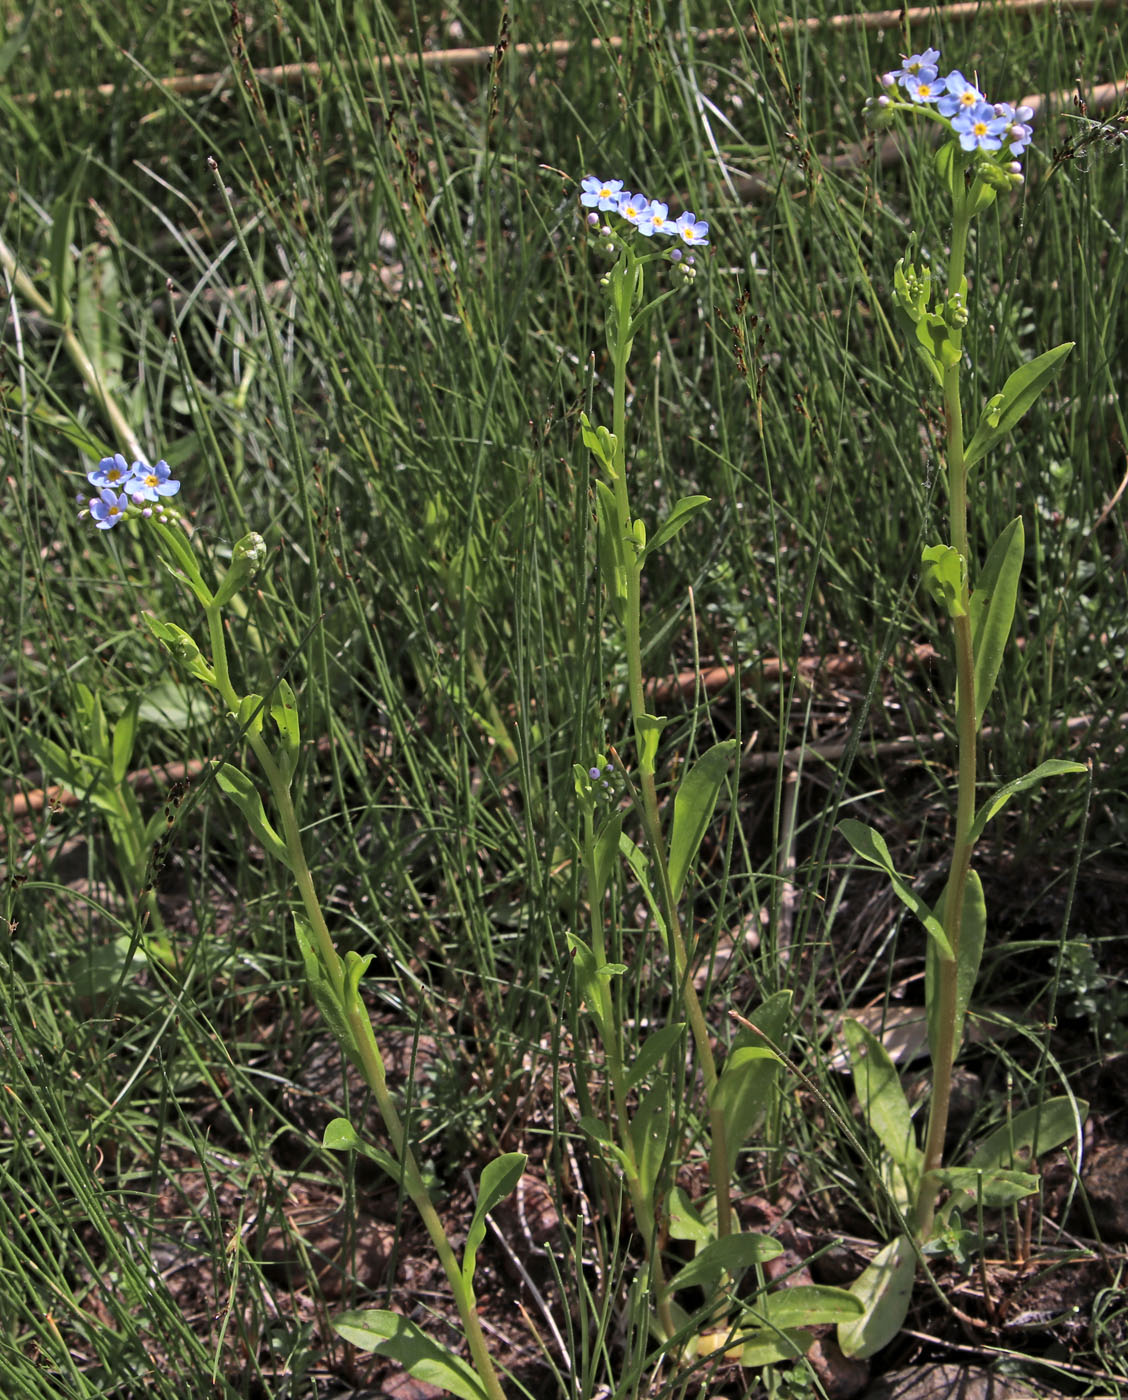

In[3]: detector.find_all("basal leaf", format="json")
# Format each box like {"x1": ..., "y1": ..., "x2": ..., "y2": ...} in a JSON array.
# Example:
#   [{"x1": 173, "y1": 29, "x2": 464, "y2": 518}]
[
  {"x1": 837, "y1": 1235, "x2": 916, "y2": 1359},
  {"x1": 333, "y1": 1310, "x2": 488, "y2": 1400},
  {"x1": 843, "y1": 1019, "x2": 921, "y2": 1190}
]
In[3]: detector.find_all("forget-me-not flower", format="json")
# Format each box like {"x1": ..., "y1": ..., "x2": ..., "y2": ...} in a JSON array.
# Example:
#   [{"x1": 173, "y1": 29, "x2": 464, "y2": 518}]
[
  {"x1": 674, "y1": 211, "x2": 709, "y2": 247},
  {"x1": 938, "y1": 72, "x2": 985, "y2": 119},
  {"x1": 639, "y1": 201, "x2": 673, "y2": 237},
  {"x1": 905, "y1": 74, "x2": 947, "y2": 105},
  {"x1": 130, "y1": 460, "x2": 181, "y2": 502},
  {"x1": 952, "y1": 101, "x2": 1010, "y2": 152},
  {"x1": 994, "y1": 102, "x2": 1035, "y2": 155},
  {"x1": 581, "y1": 176, "x2": 624, "y2": 211},
  {"x1": 90, "y1": 488, "x2": 131, "y2": 530},
  {"x1": 88, "y1": 453, "x2": 136, "y2": 491},
  {"x1": 617, "y1": 191, "x2": 652, "y2": 227},
  {"x1": 892, "y1": 48, "x2": 942, "y2": 88}
]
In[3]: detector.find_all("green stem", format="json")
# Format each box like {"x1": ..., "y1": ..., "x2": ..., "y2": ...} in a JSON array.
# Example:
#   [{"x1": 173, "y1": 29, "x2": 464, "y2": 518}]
[
  {"x1": 606, "y1": 262, "x2": 733, "y2": 1241},
  {"x1": 582, "y1": 809, "x2": 678, "y2": 1341},
  {"x1": 204, "y1": 602, "x2": 508, "y2": 1400},
  {"x1": 914, "y1": 199, "x2": 978, "y2": 1239}
]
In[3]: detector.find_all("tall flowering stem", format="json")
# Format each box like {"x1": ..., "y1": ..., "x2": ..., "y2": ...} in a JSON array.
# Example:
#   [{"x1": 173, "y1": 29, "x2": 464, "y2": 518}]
[
  {"x1": 837, "y1": 52, "x2": 1084, "y2": 1358},
  {"x1": 75, "y1": 473, "x2": 513, "y2": 1400},
  {"x1": 576, "y1": 178, "x2": 742, "y2": 1346}
]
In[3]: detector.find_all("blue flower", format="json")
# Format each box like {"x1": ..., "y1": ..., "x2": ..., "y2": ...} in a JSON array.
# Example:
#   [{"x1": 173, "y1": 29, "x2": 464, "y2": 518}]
[
  {"x1": 638, "y1": 200, "x2": 674, "y2": 237},
  {"x1": 904, "y1": 74, "x2": 947, "y2": 105},
  {"x1": 892, "y1": 48, "x2": 942, "y2": 88},
  {"x1": 616, "y1": 191, "x2": 653, "y2": 226},
  {"x1": 88, "y1": 453, "x2": 136, "y2": 490},
  {"x1": 994, "y1": 102, "x2": 1035, "y2": 155},
  {"x1": 90, "y1": 488, "x2": 131, "y2": 529},
  {"x1": 130, "y1": 460, "x2": 181, "y2": 502},
  {"x1": 938, "y1": 71, "x2": 985, "y2": 119},
  {"x1": 952, "y1": 100, "x2": 1010, "y2": 152},
  {"x1": 581, "y1": 176, "x2": 624, "y2": 210},
  {"x1": 674, "y1": 211, "x2": 709, "y2": 247}
]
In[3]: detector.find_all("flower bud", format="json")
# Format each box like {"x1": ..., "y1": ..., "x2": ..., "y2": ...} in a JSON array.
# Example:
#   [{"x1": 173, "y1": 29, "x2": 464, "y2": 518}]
[
  {"x1": 586, "y1": 212, "x2": 599, "y2": 227},
  {"x1": 212, "y1": 532, "x2": 267, "y2": 608}
]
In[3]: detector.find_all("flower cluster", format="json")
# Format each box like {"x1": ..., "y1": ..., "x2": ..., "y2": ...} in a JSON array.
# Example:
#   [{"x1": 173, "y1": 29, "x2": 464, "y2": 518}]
[
  {"x1": 867, "y1": 49, "x2": 1034, "y2": 170},
  {"x1": 579, "y1": 176, "x2": 709, "y2": 257},
  {"x1": 78, "y1": 453, "x2": 181, "y2": 529}
]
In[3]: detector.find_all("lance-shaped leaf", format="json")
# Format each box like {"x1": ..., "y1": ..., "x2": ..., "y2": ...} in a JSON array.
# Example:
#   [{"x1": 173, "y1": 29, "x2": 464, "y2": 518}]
[
  {"x1": 842, "y1": 1019, "x2": 921, "y2": 1193},
  {"x1": 967, "y1": 759, "x2": 1088, "y2": 845},
  {"x1": 639, "y1": 495, "x2": 711, "y2": 565},
  {"x1": 964, "y1": 343, "x2": 1074, "y2": 470},
  {"x1": 667, "y1": 739, "x2": 738, "y2": 901},
  {"x1": 745, "y1": 1284, "x2": 865, "y2": 1329},
  {"x1": 591, "y1": 809, "x2": 626, "y2": 913},
  {"x1": 925, "y1": 869, "x2": 986, "y2": 1066},
  {"x1": 943, "y1": 1095, "x2": 1088, "y2": 1223},
  {"x1": 110, "y1": 701, "x2": 139, "y2": 786},
  {"x1": 594, "y1": 479, "x2": 628, "y2": 618},
  {"x1": 635, "y1": 712, "x2": 668, "y2": 776},
  {"x1": 333, "y1": 1311, "x2": 489, "y2": 1400},
  {"x1": 580, "y1": 412, "x2": 617, "y2": 472},
  {"x1": 968, "y1": 517, "x2": 1023, "y2": 728},
  {"x1": 215, "y1": 763, "x2": 290, "y2": 867},
  {"x1": 932, "y1": 1167, "x2": 1040, "y2": 1207},
  {"x1": 631, "y1": 1081, "x2": 672, "y2": 1201},
  {"x1": 463, "y1": 1153, "x2": 526, "y2": 1296},
  {"x1": 838, "y1": 821, "x2": 953, "y2": 961},
  {"x1": 666, "y1": 1232, "x2": 783, "y2": 1294},
  {"x1": 837, "y1": 1234, "x2": 916, "y2": 1359},
  {"x1": 711, "y1": 990, "x2": 792, "y2": 1176},
  {"x1": 920, "y1": 543, "x2": 966, "y2": 618},
  {"x1": 626, "y1": 1023, "x2": 686, "y2": 1092}
]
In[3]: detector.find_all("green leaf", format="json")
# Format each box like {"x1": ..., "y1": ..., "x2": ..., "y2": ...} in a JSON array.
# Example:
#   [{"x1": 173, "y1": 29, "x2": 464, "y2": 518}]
[
  {"x1": 967, "y1": 759, "x2": 1088, "y2": 846},
  {"x1": 618, "y1": 833, "x2": 666, "y2": 937},
  {"x1": 635, "y1": 712, "x2": 668, "y2": 776},
  {"x1": 711, "y1": 989, "x2": 792, "y2": 1176},
  {"x1": 270, "y1": 677, "x2": 301, "y2": 766},
  {"x1": 838, "y1": 820, "x2": 953, "y2": 961},
  {"x1": 591, "y1": 809, "x2": 626, "y2": 912},
  {"x1": 943, "y1": 1097, "x2": 1088, "y2": 1225},
  {"x1": 736, "y1": 1330, "x2": 812, "y2": 1366},
  {"x1": 462, "y1": 1153, "x2": 526, "y2": 1296},
  {"x1": 294, "y1": 916, "x2": 352, "y2": 1050},
  {"x1": 666, "y1": 1232, "x2": 783, "y2": 1293},
  {"x1": 626, "y1": 1023, "x2": 686, "y2": 1092},
  {"x1": 667, "y1": 1185, "x2": 712, "y2": 1242},
  {"x1": 580, "y1": 412, "x2": 617, "y2": 471},
  {"x1": 639, "y1": 495, "x2": 711, "y2": 564},
  {"x1": 576, "y1": 1115, "x2": 632, "y2": 1174},
  {"x1": 333, "y1": 1310, "x2": 489, "y2": 1400},
  {"x1": 964, "y1": 343, "x2": 1074, "y2": 470},
  {"x1": 667, "y1": 739, "x2": 738, "y2": 902},
  {"x1": 109, "y1": 701, "x2": 139, "y2": 786},
  {"x1": 143, "y1": 616, "x2": 216, "y2": 685},
  {"x1": 920, "y1": 543, "x2": 966, "y2": 618},
  {"x1": 747, "y1": 1284, "x2": 865, "y2": 1329},
  {"x1": 631, "y1": 1082, "x2": 671, "y2": 1201},
  {"x1": 932, "y1": 1167, "x2": 1040, "y2": 1207},
  {"x1": 926, "y1": 870, "x2": 986, "y2": 1066},
  {"x1": 837, "y1": 1234, "x2": 916, "y2": 1359},
  {"x1": 236, "y1": 693, "x2": 266, "y2": 736},
  {"x1": 595, "y1": 478, "x2": 627, "y2": 618},
  {"x1": 969, "y1": 517, "x2": 1023, "y2": 727},
  {"x1": 842, "y1": 1020, "x2": 921, "y2": 1191},
  {"x1": 215, "y1": 764, "x2": 290, "y2": 866},
  {"x1": 969, "y1": 1097, "x2": 1088, "y2": 1173},
  {"x1": 149, "y1": 519, "x2": 214, "y2": 607}
]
